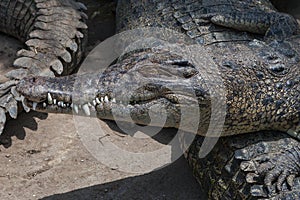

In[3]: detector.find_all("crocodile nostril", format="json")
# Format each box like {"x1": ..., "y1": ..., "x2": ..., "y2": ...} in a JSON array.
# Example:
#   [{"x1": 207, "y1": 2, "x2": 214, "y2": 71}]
[{"x1": 31, "y1": 77, "x2": 36, "y2": 83}]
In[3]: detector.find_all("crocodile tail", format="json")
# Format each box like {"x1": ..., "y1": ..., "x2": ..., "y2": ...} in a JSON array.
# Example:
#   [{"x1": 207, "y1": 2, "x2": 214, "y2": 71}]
[{"x1": 0, "y1": 0, "x2": 88, "y2": 133}]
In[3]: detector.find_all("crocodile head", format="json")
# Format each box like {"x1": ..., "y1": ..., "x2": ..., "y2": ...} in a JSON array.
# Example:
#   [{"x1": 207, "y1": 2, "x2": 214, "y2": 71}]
[{"x1": 17, "y1": 47, "x2": 213, "y2": 133}]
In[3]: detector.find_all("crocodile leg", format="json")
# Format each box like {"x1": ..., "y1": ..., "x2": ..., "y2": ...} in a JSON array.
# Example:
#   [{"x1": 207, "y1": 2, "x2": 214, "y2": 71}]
[
  {"x1": 0, "y1": 0, "x2": 87, "y2": 133},
  {"x1": 183, "y1": 132, "x2": 300, "y2": 199},
  {"x1": 236, "y1": 137, "x2": 300, "y2": 198}
]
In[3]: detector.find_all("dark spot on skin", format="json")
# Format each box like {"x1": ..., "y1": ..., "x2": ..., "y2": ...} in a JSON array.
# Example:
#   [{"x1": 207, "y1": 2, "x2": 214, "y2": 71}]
[
  {"x1": 239, "y1": 108, "x2": 246, "y2": 115},
  {"x1": 286, "y1": 80, "x2": 294, "y2": 87},
  {"x1": 31, "y1": 77, "x2": 36, "y2": 83},
  {"x1": 251, "y1": 83, "x2": 259, "y2": 90},
  {"x1": 260, "y1": 51, "x2": 279, "y2": 61},
  {"x1": 195, "y1": 37, "x2": 205, "y2": 44},
  {"x1": 233, "y1": 90, "x2": 239, "y2": 96},
  {"x1": 265, "y1": 54, "x2": 279, "y2": 61},
  {"x1": 183, "y1": 68, "x2": 198, "y2": 78},
  {"x1": 256, "y1": 72, "x2": 264, "y2": 79},
  {"x1": 256, "y1": 113, "x2": 262, "y2": 120},
  {"x1": 255, "y1": 92, "x2": 262, "y2": 99},
  {"x1": 170, "y1": 60, "x2": 189, "y2": 66},
  {"x1": 237, "y1": 79, "x2": 245, "y2": 85},
  {"x1": 228, "y1": 76, "x2": 234, "y2": 82},
  {"x1": 275, "y1": 99, "x2": 284, "y2": 109},
  {"x1": 276, "y1": 83, "x2": 283, "y2": 89},
  {"x1": 269, "y1": 64, "x2": 286, "y2": 73},
  {"x1": 262, "y1": 96, "x2": 274, "y2": 106}
]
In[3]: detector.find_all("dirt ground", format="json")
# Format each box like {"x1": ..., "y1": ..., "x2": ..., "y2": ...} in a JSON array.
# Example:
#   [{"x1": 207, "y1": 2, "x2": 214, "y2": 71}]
[{"x1": 0, "y1": 1, "x2": 204, "y2": 200}]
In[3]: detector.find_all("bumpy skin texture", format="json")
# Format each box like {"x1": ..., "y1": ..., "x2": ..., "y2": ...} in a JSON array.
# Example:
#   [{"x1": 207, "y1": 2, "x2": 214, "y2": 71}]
[
  {"x1": 183, "y1": 132, "x2": 300, "y2": 199},
  {"x1": 0, "y1": 0, "x2": 87, "y2": 133},
  {"x1": 15, "y1": 0, "x2": 300, "y2": 199},
  {"x1": 17, "y1": 0, "x2": 300, "y2": 135}
]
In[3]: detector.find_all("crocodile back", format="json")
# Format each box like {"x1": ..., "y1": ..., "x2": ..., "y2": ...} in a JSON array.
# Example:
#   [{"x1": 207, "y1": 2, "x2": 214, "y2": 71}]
[
  {"x1": 116, "y1": 0, "x2": 278, "y2": 45},
  {"x1": 0, "y1": 0, "x2": 37, "y2": 42}
]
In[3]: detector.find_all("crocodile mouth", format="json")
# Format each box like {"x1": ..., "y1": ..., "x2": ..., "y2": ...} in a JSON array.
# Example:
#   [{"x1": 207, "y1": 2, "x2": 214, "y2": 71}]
[
  {"x1": 23, "y1": 89, "x2": 199, "y2": 116},
  {"x1": 16, "y1": 50, "x2": 204, "y2": 118},
  {"x1": 18, "y1": 74, "x2": 200, "y2": 117}
]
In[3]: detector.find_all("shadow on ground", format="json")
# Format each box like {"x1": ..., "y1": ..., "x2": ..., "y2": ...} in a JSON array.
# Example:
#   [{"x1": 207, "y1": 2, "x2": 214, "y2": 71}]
[
  {"x1": 41, "y1": 156, "x2": 205, "y2": 200},
  {"x1": 0, "y1": 111, "x2": 48, "y2": 148}
]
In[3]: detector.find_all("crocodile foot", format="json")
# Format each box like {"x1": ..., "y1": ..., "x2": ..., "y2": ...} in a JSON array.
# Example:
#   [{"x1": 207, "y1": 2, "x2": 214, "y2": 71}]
[{"x1": 235, "y1": 137, "x2": 300, "y2": 198}]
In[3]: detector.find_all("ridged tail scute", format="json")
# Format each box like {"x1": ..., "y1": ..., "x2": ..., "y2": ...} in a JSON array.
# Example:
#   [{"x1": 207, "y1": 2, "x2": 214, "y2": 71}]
[
  {"x1": 0, "y1": 0, "x2": 88, "y2": 133},
  {"x1": 11, "y1": 0, "x2": 87, "y2": 77}
]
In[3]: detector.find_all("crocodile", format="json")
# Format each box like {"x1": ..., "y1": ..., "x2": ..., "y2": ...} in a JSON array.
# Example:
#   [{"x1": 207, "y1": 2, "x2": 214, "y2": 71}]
[
  {"x1": 0, "y1": 0, "x2": 88, "y2": 133},
  {"x1": 7, "y1": 0, "x2": 300, "y2": 199}
]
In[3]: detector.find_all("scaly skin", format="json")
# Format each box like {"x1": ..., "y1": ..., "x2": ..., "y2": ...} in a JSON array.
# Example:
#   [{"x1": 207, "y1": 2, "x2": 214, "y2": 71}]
[
  {"x1": 0, "y1": 0, "x2": 87, "y2": 133},
  {"x1": 15, "y1": 0, "x2": 300, "y2": 199},
  {"x1": 183, "y1": 131, "x2": 300, "y2": 199},
  {"x1": 17, "y1": 38, "x2": 300, "y2": 136}
]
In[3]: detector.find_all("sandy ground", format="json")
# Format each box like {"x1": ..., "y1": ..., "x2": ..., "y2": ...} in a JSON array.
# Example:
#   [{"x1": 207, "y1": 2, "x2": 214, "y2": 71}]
[{"x1": 0, "y1": 1, "x2": 204, "y2": 200}]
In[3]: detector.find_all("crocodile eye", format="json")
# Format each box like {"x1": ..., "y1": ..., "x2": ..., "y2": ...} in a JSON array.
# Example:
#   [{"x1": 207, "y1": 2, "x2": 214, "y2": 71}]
[
  {"x1": 266, "y1": 54, "x2": 278, "y2": 61},
  {"x1": 222, "y1": 60, "x2": 240, "y2": 70},
  {"x1": 269, "y1": 64, "x2": 285, "y2": 73}
]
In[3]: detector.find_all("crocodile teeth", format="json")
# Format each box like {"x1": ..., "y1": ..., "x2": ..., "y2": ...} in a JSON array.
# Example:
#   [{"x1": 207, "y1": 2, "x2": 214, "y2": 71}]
[
  {"x1": 32, "y1": 102, "x2": 37, "y2": 110},
  {"x1": 43, "y1": 102, "x2": 47, "y2": 108},
  {"x1": 53, "y1": 99, "x2": 57, "y2": 104},
  {"x1": 47, "y1": 93, "x2": 53, "y2": 104},
  {"x1": 104, "y1": 96, "x2": 109, "y2": 103},
  {"x1": 88, "y1": 102, "x2": 92, "y2": 107},
  {"x1": 96, "y1": 98, "x2": 101, "y2": 104},
  {"x1": 101, "y1": 97, "x2": 104, "y2": 102},
  {"x1": 73, "y1": 104, "x2": 79, "y2": 114},
  {"x1": 21, "y1": 96, "x2": 30, "y2": 113},
  {"x1": 92, "y1": 100, "x2": 97, "y2": 106},
  {"x1": 111, "y1": 98, "x2": 116, "y2": 103},
  {"x1": 82, "y1": 104, "x2": 90, "y2": 116}
]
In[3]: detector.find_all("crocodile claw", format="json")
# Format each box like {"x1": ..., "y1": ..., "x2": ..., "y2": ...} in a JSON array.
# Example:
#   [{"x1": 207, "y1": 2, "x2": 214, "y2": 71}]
[
  {"x1": 0, "y1": 107, "x2": 6, "y2": 134},
  {"x1": 264, "y1": 147, "x2": 300, "y2": 189},
  {"x1": 236, "y1": 138, "x2": 300, "y2": 198}
]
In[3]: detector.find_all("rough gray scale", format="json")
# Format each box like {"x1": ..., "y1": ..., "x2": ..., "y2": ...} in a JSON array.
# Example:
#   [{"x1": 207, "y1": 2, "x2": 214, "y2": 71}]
[
  {"x1": 12, "y1": 0, "x2": 300, "y2": 199},
  {"x1": 0, "y1": 0, "x2": 87, "y2": 133}
]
